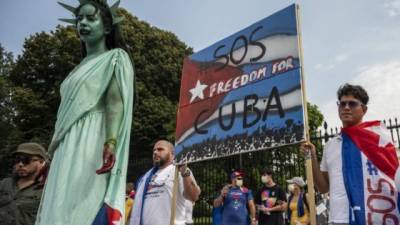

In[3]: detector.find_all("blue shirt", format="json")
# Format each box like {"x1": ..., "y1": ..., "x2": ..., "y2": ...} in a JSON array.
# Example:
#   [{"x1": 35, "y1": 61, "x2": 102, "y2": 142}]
[
  {"x1": 222, "y1": 187, "x2": 253, "y2": 225},
  {"x1": 212, "y1": 206, "x2": 223, "y2": 225}
]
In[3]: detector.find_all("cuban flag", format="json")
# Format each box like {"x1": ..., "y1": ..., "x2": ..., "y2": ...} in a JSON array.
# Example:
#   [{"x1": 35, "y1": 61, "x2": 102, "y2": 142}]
[
  {"x1": 175, "y1": 4, "x2": 306, "y2": 163},
  {"x1": 341, "y1": 121, "x2": 400, "y2": 225}
]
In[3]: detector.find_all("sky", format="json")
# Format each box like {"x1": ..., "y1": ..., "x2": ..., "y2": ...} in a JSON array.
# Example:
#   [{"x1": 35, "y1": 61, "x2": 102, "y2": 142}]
[{"x1": 1, "y1": 0, "x2": 400, "y2": 129}]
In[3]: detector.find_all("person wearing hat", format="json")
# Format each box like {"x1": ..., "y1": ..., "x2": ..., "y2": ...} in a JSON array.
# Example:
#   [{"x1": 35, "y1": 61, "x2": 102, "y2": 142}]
[
  {"x1": 286, "y1": 177, "x2": 310, "y2": 225},
  {"x1": 213, "y1": 170, "x2": 257, "y2": 225},
  {"x1": 0, "y1": 142, "x2": 48, "y2": 225},
  {"x1": 255, "y1": 168, "x2": 287, "y2": 225}
]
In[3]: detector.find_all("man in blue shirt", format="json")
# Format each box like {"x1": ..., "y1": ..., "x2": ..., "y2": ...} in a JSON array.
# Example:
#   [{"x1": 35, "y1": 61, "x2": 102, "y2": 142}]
[{"x1": 213, "y1": 171, "x2": 256, "y2": 225}]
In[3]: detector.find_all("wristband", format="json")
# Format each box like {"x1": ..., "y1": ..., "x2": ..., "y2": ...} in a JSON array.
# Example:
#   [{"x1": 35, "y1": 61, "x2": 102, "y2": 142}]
[
  {"x1": 181, "y1": 169, "x2": 191, "y2": 177},
  {"x1": 105, "y1": 138, "x2": 117, "y2": 146}
]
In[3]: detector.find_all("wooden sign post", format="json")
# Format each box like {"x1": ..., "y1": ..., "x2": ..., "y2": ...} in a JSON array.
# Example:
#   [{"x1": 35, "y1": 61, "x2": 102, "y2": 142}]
[{"x1": 296, "y1": 4, "x2": 317, "y2": 225}]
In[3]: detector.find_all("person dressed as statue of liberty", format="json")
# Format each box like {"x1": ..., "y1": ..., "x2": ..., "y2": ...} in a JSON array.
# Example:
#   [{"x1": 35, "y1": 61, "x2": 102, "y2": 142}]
[{"x1": 35, "y1": 0, "x2": 134, "y2": 224}]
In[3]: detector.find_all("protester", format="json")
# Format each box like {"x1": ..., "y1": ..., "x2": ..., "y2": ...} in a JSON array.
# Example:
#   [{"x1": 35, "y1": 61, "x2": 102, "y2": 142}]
[
  {"x1": 36, "y1": 0, "x2": 134, "y2": 224},
  {"x1": 0, "y1": 143, "x2": 48, "y2": 225},
  {"x1": 129, "y1": 140, "x2": 201, "y2": 225},
  {"x1": 213, "y1": 170, "x2": 256, "y2": 225},
  {"x1": 300, "y1": 83, "x2": 400, "y2": 224},
  {"x1": 286, "y1": 177, "x2": 309, "y2": 225},
  {"x1": 255, "y1": 168, "x2": 287, "y2": 225},
  {"x1": 125, "y1": 182, "x2": 135, "y2": 224},
  {"x1": 209, "y1": 184, "x2": 224, "y2": 225}
]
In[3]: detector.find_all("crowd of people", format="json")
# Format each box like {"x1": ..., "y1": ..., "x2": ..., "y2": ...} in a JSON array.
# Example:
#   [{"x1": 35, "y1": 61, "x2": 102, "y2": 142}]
[
  {"x1": 2, "y1": 83, "x2": 399, "y2": 225},
  {"x1": 177, "y1": 120, "x2": 304, "y2": 162}
]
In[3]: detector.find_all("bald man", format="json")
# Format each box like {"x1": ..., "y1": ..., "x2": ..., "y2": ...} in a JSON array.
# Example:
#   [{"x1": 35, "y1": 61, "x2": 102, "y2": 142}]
[{"x1": 130, "y1": 140, "x2": 201, "y2": 225}]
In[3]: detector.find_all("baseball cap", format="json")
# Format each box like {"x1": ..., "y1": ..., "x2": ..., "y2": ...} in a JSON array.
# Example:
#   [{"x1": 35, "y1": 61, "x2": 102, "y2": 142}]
[
  {"x1": 13, "y1": 142, "x2": 49, "y2": 160},
  {"x1": 230, "y1": 171, "x2": 245, "y2": 179},
  {"x1": 286, "y1": 176, "x2": 306, "y2": 187}
]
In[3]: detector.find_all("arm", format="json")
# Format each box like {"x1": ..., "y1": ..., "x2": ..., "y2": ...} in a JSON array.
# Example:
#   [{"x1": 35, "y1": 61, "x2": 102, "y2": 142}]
[
  {"x1": 300, "y1": 142, "x2": 330, "y2": 193},
  {"x1": 248, "y1": 199, "x2": 256, "y2": 224},
  {"x1": 264, "y1": 188, "x2": 287, "y2": 213},
  {"x1": 265, "y1": 201, "x2": 287, "y2": 212},
  {"x1": 96, "y1": 76, "x2": 123, "y2": 174},
  {"x1": 105, "y1": 76, "x2": 124, "y2": 145},
  {"x1": 213, "y1": 185, "x2": 229, "y2": 207},
  {"x1": 180, "y1": 166, "x2": 201, "y2": 202}
]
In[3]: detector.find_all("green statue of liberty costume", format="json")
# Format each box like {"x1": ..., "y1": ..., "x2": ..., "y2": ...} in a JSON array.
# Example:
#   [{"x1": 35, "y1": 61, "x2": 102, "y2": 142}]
[{"x1": 35, "y1": 1, "x2": 134, "y2": 224}]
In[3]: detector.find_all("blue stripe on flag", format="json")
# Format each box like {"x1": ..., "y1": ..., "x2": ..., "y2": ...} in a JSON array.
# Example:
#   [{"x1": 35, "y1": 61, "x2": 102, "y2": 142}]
[
  {"x1": 342, "y1": 133, "x2": 366, "y2": 225},
  {"x1": 92, "y1": 204, "x2": 108, "y2": 225}
]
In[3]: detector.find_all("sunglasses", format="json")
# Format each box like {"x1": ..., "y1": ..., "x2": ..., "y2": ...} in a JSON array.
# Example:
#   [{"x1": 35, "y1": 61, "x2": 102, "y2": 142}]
[
  {"x1": 13, "y1": 155, "x2": 41, "y2": 165},
  {"x1": 337, "y1": 100, "x2": 364, "y2": 109},
  {"x1": 236, "y1": 177, "x2": 243, "y2": 180}
]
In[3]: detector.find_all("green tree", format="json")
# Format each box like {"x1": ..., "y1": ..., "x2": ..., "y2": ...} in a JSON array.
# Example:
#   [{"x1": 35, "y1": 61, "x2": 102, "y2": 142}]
[
  {"x1": 8, "y1": 26, "x2": 81, "y2": 150},
  {"x1": 119, "y1": 9, "x2": 192, "y2": 158},
  {"x1": 307, "y1": 102, "x2": 324, "y2": 136},
  {"x1": 0, "y1": 44, "x2": 15, "y2": 177}
]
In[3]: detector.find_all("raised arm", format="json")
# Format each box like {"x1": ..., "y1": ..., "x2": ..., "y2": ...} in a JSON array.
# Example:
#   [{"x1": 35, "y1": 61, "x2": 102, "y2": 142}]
[
  {"x1": 300, "y1": 142, "x2": 330, "y2": 193},
  {"x1": 180, "y1": 165, "x2": 201, "y2": 202}
]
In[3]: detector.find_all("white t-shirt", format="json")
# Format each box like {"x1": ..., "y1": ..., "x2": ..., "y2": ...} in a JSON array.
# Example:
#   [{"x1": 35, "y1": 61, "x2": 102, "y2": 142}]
[
  {"x1": 320, "y1": 135, "x2": 349, "y2": 223},
  {"x1": 184, "y1": 200, "x2": 194, "y2": 223},
  {"x1": 142, "y1": 164, "x2": 195, "y2": 225}
]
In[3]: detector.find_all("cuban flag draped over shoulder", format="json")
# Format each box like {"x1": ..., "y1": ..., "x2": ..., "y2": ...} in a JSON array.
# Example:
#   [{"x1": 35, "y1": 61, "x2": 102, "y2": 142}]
[{"x1": 341, "y1": 120, "x2": 400, "y2": 225}]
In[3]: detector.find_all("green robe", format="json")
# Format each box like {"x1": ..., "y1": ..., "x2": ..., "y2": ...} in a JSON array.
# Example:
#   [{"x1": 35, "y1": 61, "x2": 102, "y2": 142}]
[{"x1": 35, "y1": 48, "x2": 134, "y2": 225}]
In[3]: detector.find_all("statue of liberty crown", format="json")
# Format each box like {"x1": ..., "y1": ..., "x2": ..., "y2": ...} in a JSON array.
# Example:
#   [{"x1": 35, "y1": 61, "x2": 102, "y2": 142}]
[{"x1": 58, "y1": 0, "x2": 124, "y2": 25}]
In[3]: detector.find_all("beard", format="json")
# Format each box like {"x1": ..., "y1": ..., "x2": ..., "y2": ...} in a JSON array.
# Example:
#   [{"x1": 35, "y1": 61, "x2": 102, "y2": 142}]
[{"x1": 153, "y1": 156, "x2": 169, "y2": 167}]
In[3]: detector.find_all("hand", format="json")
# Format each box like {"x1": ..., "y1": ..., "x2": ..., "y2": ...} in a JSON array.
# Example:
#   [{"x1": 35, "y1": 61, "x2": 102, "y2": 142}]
[
  {"x1": 300, "y1": 142, "x2": 316, "y2": 158},
  {"x1": 251, "y1": 220, "x2": 257, "y2": 225},
  {"x1": 178, "y1": 163, "x2": 188, "y2": 175},
  {"x1": 96, "y1": 144, "x2": 116, "y2": 174},
  {"x1": 221, "y1": 185, "x2": 230, "y2": 197},
  {"x1": 262, "y1": 207, "x2": 271, "y2": 215}
]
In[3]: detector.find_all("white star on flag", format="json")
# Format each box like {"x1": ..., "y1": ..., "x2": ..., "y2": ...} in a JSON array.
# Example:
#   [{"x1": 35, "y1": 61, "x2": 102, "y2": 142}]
[
  {"x1": 189, "y1": 80, "x2": 208, "y2": 103},
  {"x1": 366, "y1": 125, "x2": 393, "y2": 147}
]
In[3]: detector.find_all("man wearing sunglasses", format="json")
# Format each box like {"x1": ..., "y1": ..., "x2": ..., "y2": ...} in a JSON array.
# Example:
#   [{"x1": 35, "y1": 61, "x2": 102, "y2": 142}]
[
  {"x1": 300, "y1": 83, "x2": 400, "y2": 225},
  {"x1": 0, "y1": 142, "x2": 48, "y2": 225},
  {"x1": 213, "y1": 170, "x2": 257, "y2": 225}
]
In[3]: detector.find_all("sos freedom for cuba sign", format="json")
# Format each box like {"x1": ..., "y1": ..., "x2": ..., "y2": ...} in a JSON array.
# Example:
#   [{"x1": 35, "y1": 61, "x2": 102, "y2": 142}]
[{"x1": 175, "y1": 4, "x2": 306, "y2": 163}]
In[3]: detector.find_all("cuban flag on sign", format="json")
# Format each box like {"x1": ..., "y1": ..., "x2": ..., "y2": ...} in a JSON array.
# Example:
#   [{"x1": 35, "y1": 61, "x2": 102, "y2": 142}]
[{"x1": 341, "y1": 121, "x2": 400, "y2": 225}]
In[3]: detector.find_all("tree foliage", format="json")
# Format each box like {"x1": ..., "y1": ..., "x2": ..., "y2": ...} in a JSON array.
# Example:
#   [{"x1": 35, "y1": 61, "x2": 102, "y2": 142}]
[{"x1": 0, "y1": 44, "x2": 15, "y2": 177}]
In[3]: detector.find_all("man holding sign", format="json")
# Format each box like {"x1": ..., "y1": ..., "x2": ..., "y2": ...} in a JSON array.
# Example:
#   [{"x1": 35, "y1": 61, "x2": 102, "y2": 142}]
[
  {"x1": 301, "y1": 84, "x2": 400, "y2": 225},
  {"x1": 129, "y1": 140, "x2": 201, "y2": 225}
]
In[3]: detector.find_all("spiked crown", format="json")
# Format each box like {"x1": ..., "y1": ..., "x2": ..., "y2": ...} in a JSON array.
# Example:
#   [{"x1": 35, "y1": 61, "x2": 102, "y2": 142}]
[{"x1": 58, "y1": 0, "x2": 124, "y2": 25}]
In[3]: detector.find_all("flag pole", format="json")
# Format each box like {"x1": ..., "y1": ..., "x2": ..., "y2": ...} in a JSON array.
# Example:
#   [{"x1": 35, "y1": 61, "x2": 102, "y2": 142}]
[
  {"x1": 295, "y1": 4, "x2": 317, "y2": 225},
  {"x1": 169, "y1": 165, "x2": 179, "y2": 225}
]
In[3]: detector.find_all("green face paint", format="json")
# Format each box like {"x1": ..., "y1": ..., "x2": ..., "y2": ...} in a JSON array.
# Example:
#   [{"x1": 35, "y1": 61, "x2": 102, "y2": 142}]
[{"x1": 77, "y1": 4, "x2": 106, "y2": 45}]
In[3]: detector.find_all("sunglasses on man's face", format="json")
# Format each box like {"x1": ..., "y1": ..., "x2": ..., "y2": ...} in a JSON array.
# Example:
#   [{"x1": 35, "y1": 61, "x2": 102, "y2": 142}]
[
  {"x1": 337, "y1": 100, "x2": 363, "y2": 109},
  {"x1": 13, "y1": 155, "x2": 40, "y2": 165}
]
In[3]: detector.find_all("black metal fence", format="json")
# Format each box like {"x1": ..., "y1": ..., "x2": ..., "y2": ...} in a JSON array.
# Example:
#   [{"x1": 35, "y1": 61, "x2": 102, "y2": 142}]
[{"x1": 128, "y1": 118, "x2": 400, "y2": 225}]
